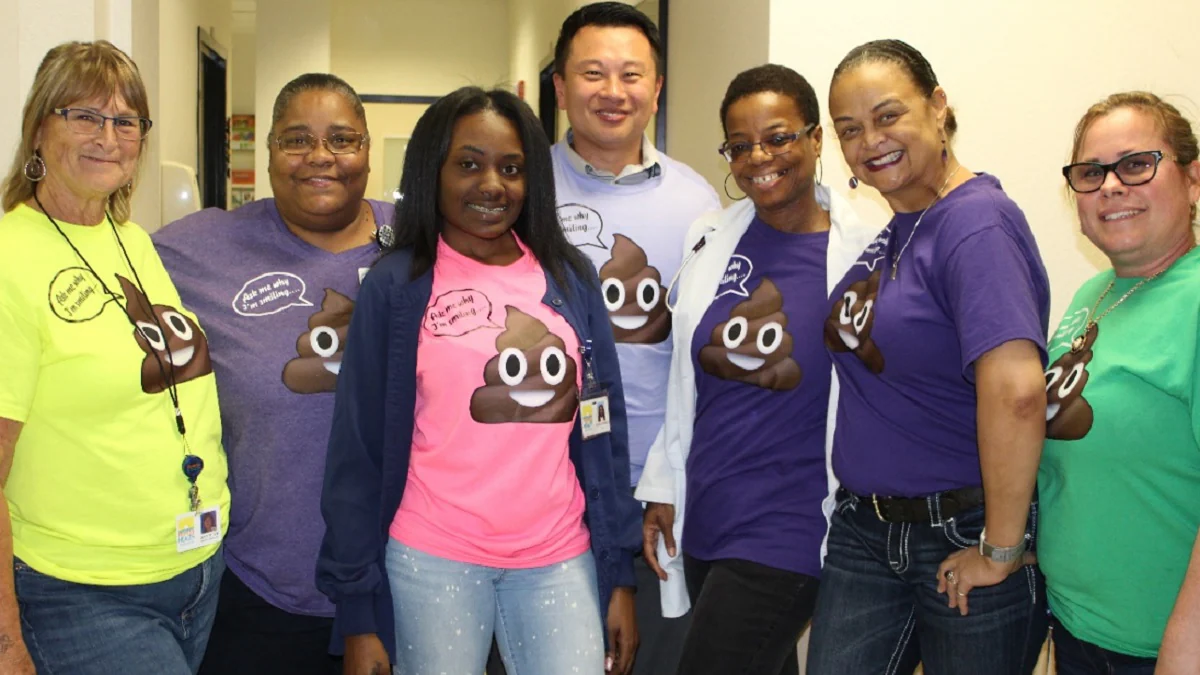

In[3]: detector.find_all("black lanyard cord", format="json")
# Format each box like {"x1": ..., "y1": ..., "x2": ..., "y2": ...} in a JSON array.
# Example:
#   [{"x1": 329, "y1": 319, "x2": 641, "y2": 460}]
[{"x1": 33, "y1": 193, "x2": 186, "y2": 436}]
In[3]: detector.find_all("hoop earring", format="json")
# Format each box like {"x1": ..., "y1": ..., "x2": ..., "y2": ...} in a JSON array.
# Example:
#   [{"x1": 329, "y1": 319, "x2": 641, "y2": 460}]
[
  {"x1": 723, "y1": 173, "x2": 746, "y2": 201},
  {"x1": 23, "y1": 154, "x2": 46, "y2": 182},
  {"x1": 816, "y1": 157, "x2": 824, "y2": 185}
]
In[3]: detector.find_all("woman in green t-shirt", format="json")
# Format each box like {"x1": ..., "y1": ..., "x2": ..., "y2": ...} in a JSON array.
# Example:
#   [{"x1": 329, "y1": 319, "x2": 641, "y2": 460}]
[{"x1": 1041, "y1": 91, "x2": 1200, "y2": 674}]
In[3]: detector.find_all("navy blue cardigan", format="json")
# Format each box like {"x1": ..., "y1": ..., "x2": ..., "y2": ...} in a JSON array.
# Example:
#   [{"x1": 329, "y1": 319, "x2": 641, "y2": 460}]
[{"x1": 315, "y1": 247, "x2": 642, "y2": 660}]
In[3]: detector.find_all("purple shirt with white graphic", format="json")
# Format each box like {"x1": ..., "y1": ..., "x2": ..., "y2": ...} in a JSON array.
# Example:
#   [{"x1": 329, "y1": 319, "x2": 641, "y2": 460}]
[
  {"x1": 684, "y1": 217, "x2": 830, "y2": 577},
  {"x1": 153, "y1": 198, "x2": 391, "y2": 616},
  {"x1": 826, "y1": 174, "x2": 1049, "y2": 497}
]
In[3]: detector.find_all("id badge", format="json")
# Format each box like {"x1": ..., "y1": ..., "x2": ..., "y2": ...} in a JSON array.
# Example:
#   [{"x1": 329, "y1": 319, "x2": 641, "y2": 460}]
[
  {"x1": 580, "y1": 393, "x2": 612, "y2": 440},
  {"x1": 176, "y1": 506, "x2": 222, "y2": 553}
]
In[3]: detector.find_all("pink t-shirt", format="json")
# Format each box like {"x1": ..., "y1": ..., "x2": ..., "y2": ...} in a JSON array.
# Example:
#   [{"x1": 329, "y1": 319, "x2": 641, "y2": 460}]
[{"x1": 390, "y1": 235, "x2": 590, "y2": 567}]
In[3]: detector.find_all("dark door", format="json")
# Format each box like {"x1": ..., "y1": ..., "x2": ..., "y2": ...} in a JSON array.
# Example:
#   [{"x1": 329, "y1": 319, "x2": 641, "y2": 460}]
[
  {"x1": 199, "y1": 42, "x2": 228, "y2": 209},
  {"x1": 538, "y1": 63, "x2": 556, "y2": 143}
]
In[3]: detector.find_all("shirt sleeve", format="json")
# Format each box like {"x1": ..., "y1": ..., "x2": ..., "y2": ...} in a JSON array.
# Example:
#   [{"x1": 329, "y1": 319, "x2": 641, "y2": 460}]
[
  {"x1": 942, "y1": 219, "x2": 1049, "y2": 380},
  {"x1": 0, "y1": 276, "x2": 41, "y2": 423}
]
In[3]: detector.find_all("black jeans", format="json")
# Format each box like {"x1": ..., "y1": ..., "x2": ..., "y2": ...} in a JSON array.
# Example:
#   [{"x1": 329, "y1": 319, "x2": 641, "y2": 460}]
[
  {"x1": 674, "y1": 554, "x2": 819, "y2": 675},
  {"x1": 1052, "y1": 618, "x2": 1157, "y2": 675},
  {"x1": 198, "y1": 569, "x2": 341, "y2": 675}
]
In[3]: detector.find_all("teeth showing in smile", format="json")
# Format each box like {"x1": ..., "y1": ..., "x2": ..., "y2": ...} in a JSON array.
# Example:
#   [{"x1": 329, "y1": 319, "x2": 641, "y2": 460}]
[
  {"x1": 468, "y1": 204, "x2": 507, "y2": 214},
  {"x1": 324, "y1": 361, "x2": 342, "y2": 375},
  {"x1": 612, "y1": 315, "x2": 648, "y2": 330},
  {"x1": 866, "y1": 150, "x2": 903, "y2": 167},
  {"x1": 1046, "y1": 402, "x2": 1060, "y2": 420},
  {"x1": 837, "y1": 329, "x2": 860, "y2": 350},
  {"x1": 751, "y1": 171, "x2": 786, "y2": 185},
  {"x1": 726, "y1": 353, "x2": 765, "y2": 371},
  {"x1": 510, "y1": 390, "x2": 554, "y2": 407},
  {"x1": 1102, "y1": 210, "x2": 1141, "y2": 222}
]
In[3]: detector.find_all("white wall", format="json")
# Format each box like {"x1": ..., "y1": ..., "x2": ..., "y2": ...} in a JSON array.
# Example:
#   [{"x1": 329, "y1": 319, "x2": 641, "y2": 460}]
[
  {"x1": 129, "y1": 0, "x2": 160, "y2": 229},
  {"x1": 665, "y1": 0, "x2": 770, "y2": 201},
  {"x1": 254, "y1": 0, "x2": 332, "y2": 199},
  {"x1": 767, "y1": 0, "x2": 1200, "y2": 325}
]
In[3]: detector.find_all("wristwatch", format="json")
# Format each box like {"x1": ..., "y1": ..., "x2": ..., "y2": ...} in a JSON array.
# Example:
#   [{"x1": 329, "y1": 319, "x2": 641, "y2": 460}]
[{"x1": 979, "y1": 528, "x2": 1028, "y2": 563}]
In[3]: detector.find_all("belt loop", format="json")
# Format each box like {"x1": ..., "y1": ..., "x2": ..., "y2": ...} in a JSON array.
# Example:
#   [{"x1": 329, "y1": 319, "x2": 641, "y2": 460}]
[
  {"x1": 928, "y1": 494, "x2": 944, "y2": 527},
  {"x1": 872, "y1": 494, "x2": 885, "y2": 522}
]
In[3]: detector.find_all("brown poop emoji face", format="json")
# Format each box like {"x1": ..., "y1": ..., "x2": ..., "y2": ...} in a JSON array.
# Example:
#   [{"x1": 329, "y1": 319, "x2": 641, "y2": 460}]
[
  {"x1": 1044, "y1": 324, "x2": 1096, "y2": 441},
  {"x1": 117, "y1": 275, "x2": 213, "y2": 394},
  {"x1": 470, "y1": 306, "x2": 578, "y2": 423},
  {"x1": 698, "y1": 277, "x2": 801, "y2": 390},
  {"x1": 825, "y1": 268, "x2": 885, "y2": 374},
  {"x1": 283, "y1": 289, "x2": 354, "y2": 394},
  {"x1": 599, "y1": 234, "x2": 670, "y2": 344}
]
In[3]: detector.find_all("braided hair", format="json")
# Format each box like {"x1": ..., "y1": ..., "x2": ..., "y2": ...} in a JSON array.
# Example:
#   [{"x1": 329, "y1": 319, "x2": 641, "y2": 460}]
[{"x1": 832, "y1": 39, "x2": 957, "y2": 138}]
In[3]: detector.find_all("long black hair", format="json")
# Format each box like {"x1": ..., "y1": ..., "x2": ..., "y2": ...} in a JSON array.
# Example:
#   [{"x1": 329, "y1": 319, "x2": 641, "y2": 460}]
[{"x1": 389, "y1": 86, "x2": 592, "y2": 288}]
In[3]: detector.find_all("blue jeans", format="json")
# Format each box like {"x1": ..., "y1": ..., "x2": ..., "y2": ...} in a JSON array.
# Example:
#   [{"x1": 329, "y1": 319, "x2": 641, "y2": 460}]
[
  {"x1": 15, "y1": 550, "x2": 224, "y2": 675},
  {"x1": 806, "y1": 494, "x2": 1047, "y2": 675},
  {"x1": 1052, "y1": 618, "x2": 1156, "y2": 675},
  {"x1": 386, "y1": 539, "x2": 605, "y2": 675}
]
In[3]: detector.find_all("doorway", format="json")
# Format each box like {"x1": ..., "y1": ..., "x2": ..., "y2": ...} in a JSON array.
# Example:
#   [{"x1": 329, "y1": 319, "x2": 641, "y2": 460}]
[{"x1": 198, "y1": 30, "x2": 228, "y2": 210}]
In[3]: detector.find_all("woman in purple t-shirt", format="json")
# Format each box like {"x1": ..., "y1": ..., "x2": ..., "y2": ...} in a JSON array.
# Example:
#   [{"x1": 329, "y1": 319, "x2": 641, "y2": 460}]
[{"x1": 806, "y1": 40, "x2": 1052, "y2": 674}]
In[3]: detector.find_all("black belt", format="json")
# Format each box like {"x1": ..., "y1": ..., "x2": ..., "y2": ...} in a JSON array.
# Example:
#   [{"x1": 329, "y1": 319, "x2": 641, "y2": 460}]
[{"x1": 838, "y1": 486, "x2": 984, "y2": 524}]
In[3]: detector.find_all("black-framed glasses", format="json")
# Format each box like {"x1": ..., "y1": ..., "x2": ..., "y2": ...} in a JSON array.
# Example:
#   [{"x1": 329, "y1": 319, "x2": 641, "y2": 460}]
[
  {"x1": 53, "y1": 108, "x2": 152, "y2": 140},
  {"x1": 1062, "y1": 150, "x2": 1175, "y2": 193},
  {"x1": 718, "y1": 123, "x2": 816, "y2": 163},
  {"x1": 273, "y1": 131, "x2": 369, "y2": 155}
]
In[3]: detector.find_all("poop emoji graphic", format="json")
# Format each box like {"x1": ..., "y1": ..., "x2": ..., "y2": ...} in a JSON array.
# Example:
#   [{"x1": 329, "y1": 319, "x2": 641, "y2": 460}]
[
  {"x1": 470, "y1": 306, "x2": 578, "y2": 423},
  {"x1": 698, "y1": 278, "x2": 801, "y2": 390},
  {"x1": 825, "y1": 268, "x2": 885, "y2": 374},
  {"x1": 1044, "y1": 324, "x2": 1096, "y2": 441},
  {"x1": 599, "y1": 234, "x2": 670, "y2": 344},
  {"x1": 283, "y1": 289, "x2": 354, "y2": 394},
  {"x1": 117, "y1": 275, "x2": 213, "y2": 394}
]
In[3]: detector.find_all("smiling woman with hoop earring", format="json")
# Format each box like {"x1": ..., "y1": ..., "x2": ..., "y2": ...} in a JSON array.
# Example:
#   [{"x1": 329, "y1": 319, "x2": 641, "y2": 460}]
[{"x1": 636, "y1": 64, "x2": 877, "y2": 675}]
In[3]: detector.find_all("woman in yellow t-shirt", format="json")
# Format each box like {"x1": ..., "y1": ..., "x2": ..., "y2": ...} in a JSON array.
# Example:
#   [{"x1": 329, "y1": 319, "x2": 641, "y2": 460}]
[{"x1": 0, "y1": 41, "x2": 229, "y2": 675}]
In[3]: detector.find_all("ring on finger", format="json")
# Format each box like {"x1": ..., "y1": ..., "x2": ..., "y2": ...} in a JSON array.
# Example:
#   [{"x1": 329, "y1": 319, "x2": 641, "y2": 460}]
[
  {"x1": 957, "y1": 590, "x2": 966, "y2": 597},
  {"x1": 945, "y1": 570, "x2": 957, "y2": 585}
]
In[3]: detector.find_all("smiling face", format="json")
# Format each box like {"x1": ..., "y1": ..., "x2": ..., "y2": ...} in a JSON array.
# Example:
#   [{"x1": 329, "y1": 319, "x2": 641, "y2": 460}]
[
  {"x1": 553, "y1": 25, "x2": 662, "y2": 161},
  {"x1": 598, "y1": 234, "x2": 670, "y2": 343},
  {"x1": 117, "y1": 275, "x2": 213, "y2": 393},
  {"x1": 438, "y1": 110, "x2": 527, "y2": 250},
  {"x1": 829, "y1": 61, "x2": 950, "y2": 212},
  {"x1": 698, "y1": 277, "x2": 801, "y2": 390},
  {"x1": 267, "y1": 89, "x2": 370, "y2": 233},
  {"x1": 36, "y1": 94, "x2": 141, "y2": 212},
  {"x1": 470, "y1": 306, "x2": 578, "y2": 424},
  {"x1": 724, "y1": 91, "x2": 820, "y2": 215},
  {"x1": 824, "y1": 268, "x2": 885, "y2": 374},
  {"x1": 1073, "y1": 107, "x2": 1200, "y2": 272}
]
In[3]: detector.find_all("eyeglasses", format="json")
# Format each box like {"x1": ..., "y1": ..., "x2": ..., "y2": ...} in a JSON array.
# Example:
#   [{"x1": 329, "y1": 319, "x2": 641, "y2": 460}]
[
  {"x1": 718, "y1": 123, "x2": 815, "y2": 163},
  {"x1": 53, "y1": 108, "x2": 152, "y2": 140},
  {"x1": 1062, "y1": 150, "x2": 1175, "y2": 193},
  {"x1": 274, "y1": 131, "x2": 369, "y2": 155}
]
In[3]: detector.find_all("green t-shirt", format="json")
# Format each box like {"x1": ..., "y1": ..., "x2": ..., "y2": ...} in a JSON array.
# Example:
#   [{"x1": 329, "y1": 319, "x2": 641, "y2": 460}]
[
  {"x1": 1039, "y1": 246, "x2": 1200, "y2": 657},
  {"x1": 0, "y1": 204, "x2": 229, "y2": 585}
]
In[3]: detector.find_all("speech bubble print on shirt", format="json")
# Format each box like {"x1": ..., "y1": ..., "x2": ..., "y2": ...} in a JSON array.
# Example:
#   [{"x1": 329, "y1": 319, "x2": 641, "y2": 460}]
[
  {"x1": 282, "y1": 289, "x2": 354, "y2": 394},
  {"x1": 1044, "y1": 323, "x2": 1096, "y2": 441},
  {"x1": 557, "y1": 203, "x2": 607, "y2": 249},
  {"x1": 714, "y1": 254, "x2": 754, "y2": 300},
  {"x1": 425, "y1": 289, "x2": 503, "y2": 337},
  {"x1": 598, "y1": 234, "x2": 670, "y2": 344},
  {"x1": 231, "y1": 272, "x2": 314, "y2": 317},
  {"x1": 47, "y1": 267, "x2": 121, "y2": 322},
  {"x1": 117, "y1": 275, "x2": 213, "y2": 394},
  {"x1": 825, "y1": 268, "x2": 885, "y2": 374},
  {"x1": 698, "y1": 277, "x2": 801, "y2": 390},
  {"x1": 469, "y1": 306, "x2": 579, "y2": 424}
]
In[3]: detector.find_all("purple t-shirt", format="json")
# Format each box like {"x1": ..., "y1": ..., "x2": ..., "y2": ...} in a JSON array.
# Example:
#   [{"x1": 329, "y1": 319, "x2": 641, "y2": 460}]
[
  {"x1": 153, "y1": 198, "x2": 391, "y2": 616},
  {"x1": 826, "y1": 174, "x2": 1049, "y2": 497},
  {"x1": 684, "y1": 217, "x2": 831, "y2": 577}
]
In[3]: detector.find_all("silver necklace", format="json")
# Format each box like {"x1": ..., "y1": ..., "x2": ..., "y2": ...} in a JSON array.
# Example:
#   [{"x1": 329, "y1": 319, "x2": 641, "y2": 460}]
[{"x1": 890, "y1": 164, "x2": 962, "y2": 280}]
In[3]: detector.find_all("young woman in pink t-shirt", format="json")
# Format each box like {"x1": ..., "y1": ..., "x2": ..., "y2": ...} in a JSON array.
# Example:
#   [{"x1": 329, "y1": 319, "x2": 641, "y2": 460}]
[{"x1": 317, "y1": 87, "x2": 642, "y2": 675}]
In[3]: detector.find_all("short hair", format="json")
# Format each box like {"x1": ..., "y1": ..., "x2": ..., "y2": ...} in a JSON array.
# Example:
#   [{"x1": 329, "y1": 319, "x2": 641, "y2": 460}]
[
  {"x1": 269, "y1": 73, "x2": 367, "y2": 139},
  {"x1": 719, "y1": 64, "x2": 820, "y2": 137},
  {"x1": 1071, "y1": 91, "x2": 1199, "y2": 223},
  {"x1": 554, "y1": 2, "x2": 663, "y2": 77},
  {"x1": 389, "y1": 87, "x2": 591, "y2": 288},
  {"x1": 1, "y1": 40, "x2": 150, "y2": 224},
  {"x1": 832, "y1": 39, "x2": 958, "y2": 139}
]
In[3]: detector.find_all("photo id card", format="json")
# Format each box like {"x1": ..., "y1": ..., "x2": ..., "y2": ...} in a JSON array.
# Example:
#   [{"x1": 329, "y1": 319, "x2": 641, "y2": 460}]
[
  {"x1": 176, "y1": 506, "x2": 222, "y2": 553},
  {"x1": 580, "y1": 394, "x2": 612, "y2": 439}
]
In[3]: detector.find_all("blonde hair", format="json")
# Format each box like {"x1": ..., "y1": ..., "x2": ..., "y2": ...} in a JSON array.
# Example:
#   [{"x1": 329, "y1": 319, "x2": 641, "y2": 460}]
[
  {"x1": 1070, "y1": 91, "x2": 1199, "y2": 223},
  {"x1": 1, "y1": 40, "x2": 151, "y2": 224}
]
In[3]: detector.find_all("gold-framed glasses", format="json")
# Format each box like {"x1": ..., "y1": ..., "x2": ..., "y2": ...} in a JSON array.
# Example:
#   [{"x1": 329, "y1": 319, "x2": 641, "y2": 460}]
[{"x1": 273, "y1": 131, "x2": 369, "y2": 155}]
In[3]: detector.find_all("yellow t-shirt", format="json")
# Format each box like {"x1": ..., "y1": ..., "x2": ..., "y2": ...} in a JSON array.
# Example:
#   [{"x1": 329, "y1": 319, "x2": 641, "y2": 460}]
[{"x1": 0, "y1": 203, "x2": 229, "y2": 585}]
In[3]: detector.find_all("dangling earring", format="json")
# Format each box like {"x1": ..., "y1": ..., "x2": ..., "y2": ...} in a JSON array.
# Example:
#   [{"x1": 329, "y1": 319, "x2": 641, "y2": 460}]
[
  {"x1": 941, "y1": 135, "x2": 948, "y2": 164},
  {"x1": 724, "y1": 173, "x2": 746, "y2": 201},
  {"x1": 23, "y1": 153, "x2": 46, "y2": 182},
  {"x1": 816, "y1": 157, "x2": 824, "y2": 185},
  {"x1": 848, "y1": 176, "x2": 859, "y2": 189}
]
